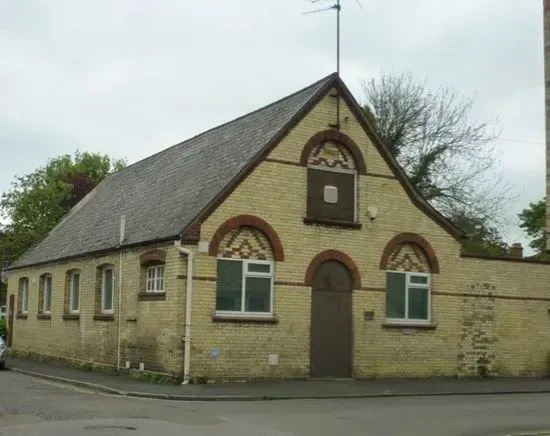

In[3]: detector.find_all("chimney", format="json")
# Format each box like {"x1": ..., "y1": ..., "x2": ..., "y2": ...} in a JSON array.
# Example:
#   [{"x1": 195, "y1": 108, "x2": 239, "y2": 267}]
[
  {"x1": 544, "y1": 0, "x2": 550, "y2": 250},
  {"x1": 509, "y1": 243, "x2": 523, "y2": 259}
]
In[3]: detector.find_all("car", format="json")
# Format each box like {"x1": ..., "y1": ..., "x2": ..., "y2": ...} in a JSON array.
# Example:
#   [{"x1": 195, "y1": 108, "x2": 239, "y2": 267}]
[{"x1": 0, "y1": 336, "x2": 6, "y2": 369}]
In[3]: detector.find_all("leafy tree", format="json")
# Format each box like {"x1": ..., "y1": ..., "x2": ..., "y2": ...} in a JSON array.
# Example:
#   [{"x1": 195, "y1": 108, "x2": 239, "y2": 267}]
[
  {"x1": 0, "y1": 151, "x2": 126, "y2": 264},
  {"x1": 362, "y1": 71, "x2": 513, "y2": 252},
  {"x1": 518, "y1": 198, "x2": 546, "y2": 255}
]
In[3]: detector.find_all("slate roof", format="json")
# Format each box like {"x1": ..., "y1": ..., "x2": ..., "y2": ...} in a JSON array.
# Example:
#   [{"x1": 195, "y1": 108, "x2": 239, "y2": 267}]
[{"x1": 9, "y1": 73, "x2": 338, "y2": 269}]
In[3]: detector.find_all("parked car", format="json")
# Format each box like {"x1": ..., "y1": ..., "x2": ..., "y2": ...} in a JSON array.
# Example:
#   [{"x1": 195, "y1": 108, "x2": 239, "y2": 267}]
[{"x1": 0, "y1": 336, "x2": 6, "y2": 369}]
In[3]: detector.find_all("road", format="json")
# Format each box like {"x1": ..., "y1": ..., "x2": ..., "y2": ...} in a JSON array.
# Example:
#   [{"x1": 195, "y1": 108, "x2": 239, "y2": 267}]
[{"x1": 1, "y1": 371, "x2": 550, "y2": 436}]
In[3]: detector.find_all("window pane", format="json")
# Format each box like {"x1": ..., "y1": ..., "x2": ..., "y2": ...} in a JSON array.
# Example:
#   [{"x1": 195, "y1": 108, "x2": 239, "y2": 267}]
[
  {"x1": 104, "y1": 269, "x2": 113, "y2": 310},
  {"x1": 71, "y1": 274, "x2": 80, "y2": 311},
  {"x1": 244, "y1": 277, "x2": 271, "y2": 313},
  {"x1": 216, "y1": 260, "x2": 243, "y2": 311},
  {"x1": 410, "y1": 275, "x2": 428, "y2": 285},
  {"x1": 386, "y1": 272, "x2": 406, "y2": 319},
  {"x1": 408, "y1": 287, "x2": 429, "y2": 320},
  {"x1": 156, "y1": 266, "x2": 164, "y2": 291},
  {"x1": 247, "y1": 263, "x2": 271, "y2": 274},
  {"x1": 44, "y1": 277, "x2": 52, "y2": 312}
]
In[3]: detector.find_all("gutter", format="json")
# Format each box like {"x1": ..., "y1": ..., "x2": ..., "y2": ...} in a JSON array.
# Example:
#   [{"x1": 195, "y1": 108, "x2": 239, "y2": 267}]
[{"x1": 174, "y1": 240, "x2": 194, "y2": 385}]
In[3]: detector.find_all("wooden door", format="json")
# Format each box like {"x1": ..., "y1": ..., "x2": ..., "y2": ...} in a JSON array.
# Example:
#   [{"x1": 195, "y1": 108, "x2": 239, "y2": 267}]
[
  {"x1": 7, "y1": 294, "x2": 14, "y2": 346},
  {"x1": 310, "y1": 260, "x2": 353, "y2": 378}
]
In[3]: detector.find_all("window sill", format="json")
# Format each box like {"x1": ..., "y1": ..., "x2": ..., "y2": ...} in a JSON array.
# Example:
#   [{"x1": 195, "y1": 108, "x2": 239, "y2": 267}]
[
  {"x1": 62, "y1": 314, "x2": 80, "y2": 321},
  {"x1": 382, "y1": 321, "x2": 437, "y2": 330},
  {"x1": 93, "y1": 314, "x2": 115, "y2": 321},
  {"x1": 138, "y1": 292, "x2": 166, "y2": 301},
  {"x1": 37, "y1": 314, "x2": 52, "y2": 320},
  {"x1": 16, "y1": 313, "x2": 28, "y2": 319},
  {"x1": 212, "y1": 314, "x2": 279, "y2": 324},
  {"x1": 303, "y1": 217, "x2": 362, "y2": 229}
]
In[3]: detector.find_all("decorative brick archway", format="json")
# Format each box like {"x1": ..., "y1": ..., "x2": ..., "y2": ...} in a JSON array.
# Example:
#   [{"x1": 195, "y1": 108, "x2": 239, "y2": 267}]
[
  {"x1": 208, "y1": 215, "x2": 285, "y2": 262},
  {"x1": 305, "y1": 249, "x2": 362, "y2": 288},
  {"x1": 299, "y1": 130, "x2": 367, "y2": 175},
  {"x1": 379, "y1": 232, "x2": 440, "y2": 273}
]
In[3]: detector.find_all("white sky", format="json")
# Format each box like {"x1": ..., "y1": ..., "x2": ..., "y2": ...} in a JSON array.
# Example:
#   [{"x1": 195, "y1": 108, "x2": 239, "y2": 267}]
[{"x1": 0, "y1": 0, "x2": 546, "y2": 252}]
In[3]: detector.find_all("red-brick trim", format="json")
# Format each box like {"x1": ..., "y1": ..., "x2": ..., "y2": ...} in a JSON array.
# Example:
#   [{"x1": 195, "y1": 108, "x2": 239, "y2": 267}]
[
  {"x1": 379, "y1": 233, "x2": 440, "y2": 274},
  {"x1": 181, "y1": 222, "x2": 201, "y2": 244},
  {"x1": 208, "y1": 215, "x2": 285, "y2": 261},
  {"x1": 139, "y1": 249, "x2": 166, "y2": 266},
  {"x1": 305, "y1": 250, "x2": 362, "y2": 289},
  {"x1": 299, "y1": 130, "x2": 367, "y2": 175}
]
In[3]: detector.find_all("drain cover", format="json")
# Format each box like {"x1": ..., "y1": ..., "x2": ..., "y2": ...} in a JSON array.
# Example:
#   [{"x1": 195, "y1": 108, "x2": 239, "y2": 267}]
[{"x1": 85, "y1": 425, "x2": 137, "y2": 432}]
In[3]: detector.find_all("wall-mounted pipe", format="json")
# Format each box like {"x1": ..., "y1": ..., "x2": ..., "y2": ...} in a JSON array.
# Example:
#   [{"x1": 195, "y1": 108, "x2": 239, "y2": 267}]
[{"x1": 174, "y1": 240, "x2": 194, "y2": 385}]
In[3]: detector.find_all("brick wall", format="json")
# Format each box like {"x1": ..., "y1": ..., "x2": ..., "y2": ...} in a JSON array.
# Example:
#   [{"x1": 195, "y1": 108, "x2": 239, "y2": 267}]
[
  {"x1": 190, "y1": 88, "x2": 550, "y2": 380},
  {"x1": 7, "y1": 242, "x2": 186, "y2": 373}
]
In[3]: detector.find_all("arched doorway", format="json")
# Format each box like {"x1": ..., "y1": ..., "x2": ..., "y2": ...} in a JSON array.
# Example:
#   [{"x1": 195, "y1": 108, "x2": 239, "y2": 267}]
[{"x1": 309, "y1": 260, "x2": 353, "y2": 378}]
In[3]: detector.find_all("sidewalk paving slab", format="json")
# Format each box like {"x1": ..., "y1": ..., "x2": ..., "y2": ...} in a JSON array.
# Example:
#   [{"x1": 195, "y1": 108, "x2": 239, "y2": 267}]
[{"x1": 5, "y1": 357, "x2": 550, "y2": 401}]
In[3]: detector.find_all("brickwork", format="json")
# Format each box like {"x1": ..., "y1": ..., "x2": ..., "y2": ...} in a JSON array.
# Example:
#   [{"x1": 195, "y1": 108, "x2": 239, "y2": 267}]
[
  {"x1": 386, "y1": 243, "x2": 430, "y2": 273},
  {"x1": 307, "y1": 141, "x2": 356, "y2": 170},
  {"x1": 219, "y1": 226, "x2": 274, "y2": 260},
  {"x1": 7, "y1": 85, "x2": 550, "y2": 379}
]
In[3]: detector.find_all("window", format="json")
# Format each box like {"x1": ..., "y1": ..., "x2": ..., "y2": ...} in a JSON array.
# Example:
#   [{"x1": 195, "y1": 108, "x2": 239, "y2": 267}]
[
  {"x1": 323, "y1": 185, "x2": 338, "y2": 204},
  {"x1": 386, "y1": 271, "x2": 430, "y2": 323},
  {"x1": 19, "y1": 278, "x2": 29, "y2": 314},
  {"x1": 146, "y1": 265, "x2": 164, "y2": 292},
  {"x1": 101, "y1": 267, "x2": 114, "y2": 313},
  {"x1": 40, "y1": 274, "x2": 52, "y2": 314},
  {"x1": 216, "y1": 259, "x2": 273, "y2": 315},
  {"x1": 69, "y1": 272, "x2": 80, "y2": 313}
]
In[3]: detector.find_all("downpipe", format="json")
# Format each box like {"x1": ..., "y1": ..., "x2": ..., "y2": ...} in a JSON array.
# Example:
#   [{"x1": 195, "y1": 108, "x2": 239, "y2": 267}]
[{"x1": 174, "y1": 240, "x2": 194, "y2": 385}]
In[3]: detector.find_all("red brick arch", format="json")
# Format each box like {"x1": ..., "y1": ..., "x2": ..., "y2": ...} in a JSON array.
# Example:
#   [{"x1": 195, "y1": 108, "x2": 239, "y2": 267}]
[
  {"x1": 208, "y1": 215, "x2": 285, "y2": 261},
  {"x1": 305, "y1": 250, "x2": 362, "y2": 289},
  {"x1": 299, "y1": 130, "x2": 367, "y2": 175},
  {"x1": 379, "y1": 232, "x2": 440, "y2": 273}
]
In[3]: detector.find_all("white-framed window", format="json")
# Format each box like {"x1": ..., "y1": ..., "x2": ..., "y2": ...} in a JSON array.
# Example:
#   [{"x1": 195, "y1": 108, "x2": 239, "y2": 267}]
[
  {"x1": 146, "y1": 265, "x2": 165, "y2": 292},
  {"x1": 19, "y1": 277, "x2": 29, "y2": 314},
  {"x1": 215, "y1": 259, "x2": 274, "y2": 316},
  {"x1": 69, "y1": 272, "x2": 80, "y2": 313},
  {"x1": 42, "y1": 274, "x2": 52, "y2": 313},
  {"x1": 386, "y1": 271, "x2": 430, "y2": 324},
  {"x1": 101, "y1": 266, "x2": 115, "y2": 313}
]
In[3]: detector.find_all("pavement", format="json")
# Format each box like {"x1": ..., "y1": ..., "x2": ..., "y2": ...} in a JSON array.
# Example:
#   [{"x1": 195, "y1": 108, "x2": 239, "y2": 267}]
[{"x1": 6, "y1": 356, "x2": 550, "y2": 401}]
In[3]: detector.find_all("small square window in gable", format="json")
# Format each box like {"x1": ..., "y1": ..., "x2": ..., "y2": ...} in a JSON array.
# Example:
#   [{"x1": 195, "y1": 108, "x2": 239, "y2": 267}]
[
  {"x1": 219, "y1": 226, "x2": 273, "y2": 260},
  {"x1": 387, "y1": 243, "x2": 430, "y2": 273}
]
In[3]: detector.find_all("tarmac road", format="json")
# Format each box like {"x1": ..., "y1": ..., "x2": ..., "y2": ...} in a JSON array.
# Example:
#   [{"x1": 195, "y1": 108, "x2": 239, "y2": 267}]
[{"x1": 1, "y1": 371, "x2": 550, "y2": 436}]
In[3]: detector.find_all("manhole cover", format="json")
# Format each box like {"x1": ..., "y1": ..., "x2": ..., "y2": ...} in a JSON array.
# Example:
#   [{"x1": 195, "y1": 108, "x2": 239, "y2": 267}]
[{"x1": 85, "y1": 425, "x2": 137, "y2": 432}]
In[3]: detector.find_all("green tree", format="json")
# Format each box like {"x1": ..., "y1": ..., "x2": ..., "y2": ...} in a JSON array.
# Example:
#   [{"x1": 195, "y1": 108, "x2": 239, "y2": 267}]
[
  {"x1": 518, "y1": 198, "x2": 546, "y2": 255},
  {"x1": 0, "y1": 151, "x2": 126, "y2": 264},
  {"x1": 362, "y1": 71, "x2": 513, "y2": 253}
]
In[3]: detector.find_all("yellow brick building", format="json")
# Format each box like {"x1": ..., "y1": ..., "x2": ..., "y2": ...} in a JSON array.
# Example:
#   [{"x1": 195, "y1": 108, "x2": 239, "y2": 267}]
[{"x1": 6, "y1": 74, "x2": 550, "y2": 381}]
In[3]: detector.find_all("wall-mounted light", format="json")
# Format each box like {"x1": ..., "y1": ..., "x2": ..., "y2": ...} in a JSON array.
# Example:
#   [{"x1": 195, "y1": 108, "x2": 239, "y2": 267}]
[{"x1": 367, "y1": 206, "x2": 378, "y2": 220}]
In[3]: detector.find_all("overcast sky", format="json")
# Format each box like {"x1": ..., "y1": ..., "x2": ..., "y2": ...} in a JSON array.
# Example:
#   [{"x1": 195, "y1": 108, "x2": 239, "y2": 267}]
[{"x1": 0, "y1": 0, "x2": 546, "y2": 252}]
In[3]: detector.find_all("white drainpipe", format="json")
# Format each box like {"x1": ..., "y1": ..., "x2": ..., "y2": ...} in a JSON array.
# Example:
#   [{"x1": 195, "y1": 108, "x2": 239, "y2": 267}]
[
  {"x1": 174, "y1": 240, "x2": 194, "y2": 385},
  {"x1": 117, "y1": 215, "x2": 126, "y2": 372}
]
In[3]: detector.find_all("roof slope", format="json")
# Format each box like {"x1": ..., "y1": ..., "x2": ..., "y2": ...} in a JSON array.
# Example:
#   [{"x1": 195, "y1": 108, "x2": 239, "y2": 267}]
[{"x1": 10, "y1": 73, "x2": 337, "y2": 269}]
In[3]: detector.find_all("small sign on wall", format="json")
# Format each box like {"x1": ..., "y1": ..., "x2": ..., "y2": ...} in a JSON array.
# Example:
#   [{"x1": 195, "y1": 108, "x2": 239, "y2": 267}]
[{"x1": 268, "y1": 353, "x2": 279, "y2": 366}]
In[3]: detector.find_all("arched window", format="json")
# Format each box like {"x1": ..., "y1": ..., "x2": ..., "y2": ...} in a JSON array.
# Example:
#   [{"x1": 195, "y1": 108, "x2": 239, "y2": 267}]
[
  {"x1": 380, "y1": 234, "x2": 439, "y2": 325},
  {"x1": 38, "y1": 273, "x2": 52, "y2": 314},
  {"x1": 18, "y1": 277, "x2": 29, "y2": 314},
  {"x1": 64, "y1": 269, "x2": 81, "y2": 315},
  {"x1": 216, "y1": 226, "x2": 275, "y2": 316}
]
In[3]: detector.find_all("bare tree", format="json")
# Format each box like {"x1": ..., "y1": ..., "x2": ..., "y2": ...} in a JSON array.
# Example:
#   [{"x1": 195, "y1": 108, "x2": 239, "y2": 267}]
[{"x1": 362, "y1": 71, "x2": 514, "y2": 237}]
